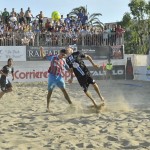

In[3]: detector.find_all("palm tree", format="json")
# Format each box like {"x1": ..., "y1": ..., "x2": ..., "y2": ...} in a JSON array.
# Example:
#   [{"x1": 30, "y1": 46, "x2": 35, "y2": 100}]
[{"x1": 68, "y1": 6, "x2": 104, "y2": 29}]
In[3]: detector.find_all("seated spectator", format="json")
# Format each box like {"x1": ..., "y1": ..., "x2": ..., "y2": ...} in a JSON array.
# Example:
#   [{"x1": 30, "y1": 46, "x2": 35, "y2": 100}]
[
  {"x1": 45, "y1": 33, "x2": 52, "y2": 46},
  {"x1": 25, "y1": 29, "x2": 35, "y2": 46},
  {"x1": 9, "y1": 13, "x2": 17, "y2": 27},
  {"x1": 0, "y1": 31, "x2": 4, "y2": 45},
  {"x1": 21, "y1": 36, "x2": 30, "y2": 46}
]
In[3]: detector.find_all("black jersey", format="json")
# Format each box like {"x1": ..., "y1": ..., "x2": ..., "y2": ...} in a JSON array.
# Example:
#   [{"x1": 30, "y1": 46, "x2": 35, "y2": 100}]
[
  {"x1": 66, "y1": 51, "x2": 90, "y2": 78},
  {"x1": 66, "y1": 51, "x2": 95, "y2": 92},
  {"x1": 0, "y1": 65, "x2": 14, "y2": 80},
  {"x1": 0, "y1": 65, "x2": 14, "y2": 91}
]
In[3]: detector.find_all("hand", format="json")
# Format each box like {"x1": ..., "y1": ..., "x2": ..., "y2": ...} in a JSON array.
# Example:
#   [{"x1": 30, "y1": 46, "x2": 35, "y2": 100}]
[
  {"x1": 93, "y1": 64, "x2": 100, "y2": 69},
  {"x1": 68, "y1": 78, "x2": 73, "y2": 84}
]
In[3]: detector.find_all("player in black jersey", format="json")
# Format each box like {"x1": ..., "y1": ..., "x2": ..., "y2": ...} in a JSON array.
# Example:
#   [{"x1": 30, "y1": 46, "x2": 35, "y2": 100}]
[
  {"x1": 0, "y1": 58, "x2": 14, "y2": 99},
  {"x1": 65, "y1": 47, "x2": 104, "y2": 109}
]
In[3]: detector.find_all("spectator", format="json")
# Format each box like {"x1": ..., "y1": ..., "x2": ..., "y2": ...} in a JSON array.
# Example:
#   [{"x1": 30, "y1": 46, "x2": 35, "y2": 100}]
[
  {"x1": 0, "y1": 31, "x2": 4, "y2": 45},
  {"x1": 25, "y1": 29, "x2": 35, "y2": 46},
  {"x1": 81, "y1": 12, "x2": 88, "y2": 26},
  {"x1": 116, "y1": 25, "x2": 125, "y2": 45},
  {"x1": 25, "y1": 7, "x2": 33, "y2": 24},
  {"x1": 21, "y1": 36, "x2": 30, "y2": 46},
  {"x1": 36, "y1": 11, "x2": 44, "y2": 29},
  {"x1": 10, "y1": 8, "x2": 17, "y2": 17},
  {"x1": 64, "y1": 14, "x2": 71, "y2": 29},
  {"x1": 2, "y1": 8, "x2": 9, "y2": 24},
  {"x1": 18, "y1": 8, "x2": 25, "y2": 24},
  {"x1": 9, "y1": 13, "x2": 17, "y2": 27}
]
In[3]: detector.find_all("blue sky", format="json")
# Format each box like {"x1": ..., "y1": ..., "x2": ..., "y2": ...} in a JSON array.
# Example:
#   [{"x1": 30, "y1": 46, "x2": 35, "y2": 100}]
[{"x1": 0, "y1": 0, "x2": 131, "y2": 23}]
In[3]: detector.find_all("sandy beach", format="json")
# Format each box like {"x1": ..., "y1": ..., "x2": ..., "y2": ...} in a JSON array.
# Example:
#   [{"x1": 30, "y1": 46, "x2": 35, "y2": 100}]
[{"x1": 0, "y1": 80, "x2": 150, "y2": 150}]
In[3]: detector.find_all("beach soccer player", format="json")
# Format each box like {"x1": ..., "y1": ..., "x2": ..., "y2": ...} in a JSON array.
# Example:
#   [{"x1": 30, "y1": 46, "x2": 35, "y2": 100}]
[
  {"x1": 65, "y1": 47, "x2": 104, "y2": 109},
  {"x1": 40, "y1": 47, "x2": 72, "y2": 112},
  {"x1": 0, "y1": 58, "x2": 15, "y2": 99}
]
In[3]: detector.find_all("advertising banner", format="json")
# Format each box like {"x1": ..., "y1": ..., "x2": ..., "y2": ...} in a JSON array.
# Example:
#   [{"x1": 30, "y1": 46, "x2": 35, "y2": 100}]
[
  {"x1": 88, "y1": 65, "x2": 125, "y2": 80},
  {"x1": 77, "y1": 45, "x2": 124, "y2": 60},
  {"x1": 134, "y1": 66, "x2": 150, "y2": 81},
  {"x1": 109, "y1": 45, "x2": 124, "y2": 59},
  {"x1": 26, "y1": 46, "x2": 66, "y2": 61},
  {"x1": 14, "y1": 67, "x2": 74, "y2": 82},
  {"x1": 0, "y1": 46, "x2": 26, "y2": 61},
  {"x1": 13, "y1": 64, "x2": 125, "y2": 83},
  {"x1": 77, "y1": 45, "x2": 109, "y2": 60}
]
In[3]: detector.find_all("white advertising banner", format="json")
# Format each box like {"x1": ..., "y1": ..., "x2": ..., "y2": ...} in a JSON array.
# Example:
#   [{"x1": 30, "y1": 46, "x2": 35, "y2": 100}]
[
  {"x1": 134, "y1": 66, "x2": 150, "y2": 81},
  {"x1": 0, "y1": 46, "x2": 26, "y2": 61},
  {"x1": 14, "y1": 67, "x2": 73, "y2": 82}
]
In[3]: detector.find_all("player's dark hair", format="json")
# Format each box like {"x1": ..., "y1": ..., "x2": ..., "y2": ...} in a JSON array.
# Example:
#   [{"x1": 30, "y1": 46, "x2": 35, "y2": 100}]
[
  {"x1": 8, "y1": 58, "x2": 13, "y2": 62},
  {"x1": 60, "y1": 49, "x2": 66, "y2": 54}
]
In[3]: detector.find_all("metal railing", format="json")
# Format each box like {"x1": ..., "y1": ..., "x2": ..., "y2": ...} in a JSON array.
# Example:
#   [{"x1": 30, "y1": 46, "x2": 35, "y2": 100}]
[{"x1": 0, "y1": 32, "x2": 124, "y2": 46}]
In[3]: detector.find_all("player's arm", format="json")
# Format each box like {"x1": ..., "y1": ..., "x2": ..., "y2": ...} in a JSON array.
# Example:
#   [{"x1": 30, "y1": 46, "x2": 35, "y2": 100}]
[
  {"x1": 68, "y1": 68, "x2": 74, "y2": 83},
  {"x1": 40, "y1": 46, "x2": 46, "y2": 59},
  {"x1": 0, "y1": 70, "x2": 7, "y2": 76},
  {"x1": 12, "y1": 68, "x2": 15, "y2": 80},
  {"x1": 85, "y1": 54, "x2": 100, "y2": 69}
]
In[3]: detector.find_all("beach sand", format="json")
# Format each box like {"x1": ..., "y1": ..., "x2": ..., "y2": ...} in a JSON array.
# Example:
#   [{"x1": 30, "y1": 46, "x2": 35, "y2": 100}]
[{"x1": 0, "y1": 80, "x2": 150, "y2": 150}]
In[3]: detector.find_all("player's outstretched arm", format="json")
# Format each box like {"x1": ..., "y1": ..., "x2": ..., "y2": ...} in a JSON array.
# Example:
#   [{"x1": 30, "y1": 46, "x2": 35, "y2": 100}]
[{"x1": 85, "y1": 54, "x2": 100, "y2": 69}]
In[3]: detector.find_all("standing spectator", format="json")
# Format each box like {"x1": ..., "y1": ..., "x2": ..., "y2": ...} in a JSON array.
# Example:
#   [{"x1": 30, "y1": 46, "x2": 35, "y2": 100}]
[
  {"x1": 64, "y1": 14, "x2": 71, "y2": 29},
  {"x1": 110, "y1": 25, "x2": 116, "y2": 45},
  {"x1": 77, "y1": 9, "x2": 83, "y2": 20},
  {"x1": 10, "y1": 8, "x2": 17, "y2": 17},
  {"x1": 116, "y1": 25, "x2": 125, "y2": 45},
  {"x1": 25, "y1": 7, "x2": 33, "y2": 24},
  {"x1": 81, "y1": 12, "x2": 88, "y2": 26},
  {"x1": 2, "y1": 8, "x2": 9, "y2": 24},
  {"x1": 18, "y1": 8, "x2": 25, "y2": 24},
  {"x1": 36, "y1": 11, "x2": 44, "y2": 29},
  {"x1": 60, "y1": 15, "x2": 64, "y2": 25},
  {"x1": 103, "y1": 25, "x2": 110, "y2": 45}
]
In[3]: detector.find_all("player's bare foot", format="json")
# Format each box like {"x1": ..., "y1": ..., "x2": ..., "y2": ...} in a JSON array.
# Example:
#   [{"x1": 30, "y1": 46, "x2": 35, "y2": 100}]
[
  {"x1": 46, "y1": 108, "x2": 50, "y2": 113},
  {"x1": 101, "y1": 97, "x2": 105, "y2": 104}
]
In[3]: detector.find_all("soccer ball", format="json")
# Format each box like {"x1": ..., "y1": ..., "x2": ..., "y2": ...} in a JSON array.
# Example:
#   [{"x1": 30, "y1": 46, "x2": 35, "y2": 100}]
[{"x1": 51, "y1": 11, "x2": 61, "y2": 21}]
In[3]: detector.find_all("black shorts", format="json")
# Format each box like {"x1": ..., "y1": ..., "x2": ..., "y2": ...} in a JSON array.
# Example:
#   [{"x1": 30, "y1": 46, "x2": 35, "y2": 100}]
[
  {"x1": 0, "y1": 79, "x2": 12, "y2": 92},
  {"x1": 77, "y1": 75, "x2": 95, "y2": 92}
]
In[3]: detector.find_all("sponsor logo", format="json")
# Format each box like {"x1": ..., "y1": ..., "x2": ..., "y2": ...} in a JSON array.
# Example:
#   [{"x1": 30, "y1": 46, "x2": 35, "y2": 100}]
[
  {"x1": 14, "y1": 69, "x2": 75, "y2": 81},
  {"x1": 90, "y1": 70, "x2": 124, "y2": 76}
]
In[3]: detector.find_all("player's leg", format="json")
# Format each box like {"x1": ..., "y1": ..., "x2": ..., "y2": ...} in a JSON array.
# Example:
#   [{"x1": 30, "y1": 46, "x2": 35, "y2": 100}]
[
  {"x1": 92, "y1": 83, "x2": 104, "y2": 103},
  {"x1": 57, "y1": 76, "x2": 72, "y2": 104},
  {"x1": 60, "y1": 88, "x2": 72, "y2": 104},
  {"x1": 0, "y1": 91, "x2": 5, "y2": 99},
  {"x1": 84, "y1": 90, "x2": 98, "y2": 108},
  {"x1": 46, "y1": 74, "x2": 55, "y2": 112},
  {"x1": 47, "y1": 90, "x2": 53, "y2": 112}
]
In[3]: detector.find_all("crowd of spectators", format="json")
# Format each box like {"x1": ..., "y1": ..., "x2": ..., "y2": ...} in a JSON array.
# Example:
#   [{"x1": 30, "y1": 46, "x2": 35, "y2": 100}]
[{"x1": 0, "y1": 7, "x2": 125, "y2": 46}]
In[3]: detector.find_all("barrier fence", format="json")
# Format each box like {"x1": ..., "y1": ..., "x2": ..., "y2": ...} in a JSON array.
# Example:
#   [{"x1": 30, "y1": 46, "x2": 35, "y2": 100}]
[{"x1": 0, "y1": 32, "x2": 124, "y2": 47}]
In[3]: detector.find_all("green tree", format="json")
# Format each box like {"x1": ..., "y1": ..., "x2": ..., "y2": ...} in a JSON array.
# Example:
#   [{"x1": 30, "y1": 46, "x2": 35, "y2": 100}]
[
  {"x1": 68, "y1": 6, "x2": 104, "y2": 29},
  {"x1": 122, "y1": 0, "x2": 150, "y2": 54}
]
